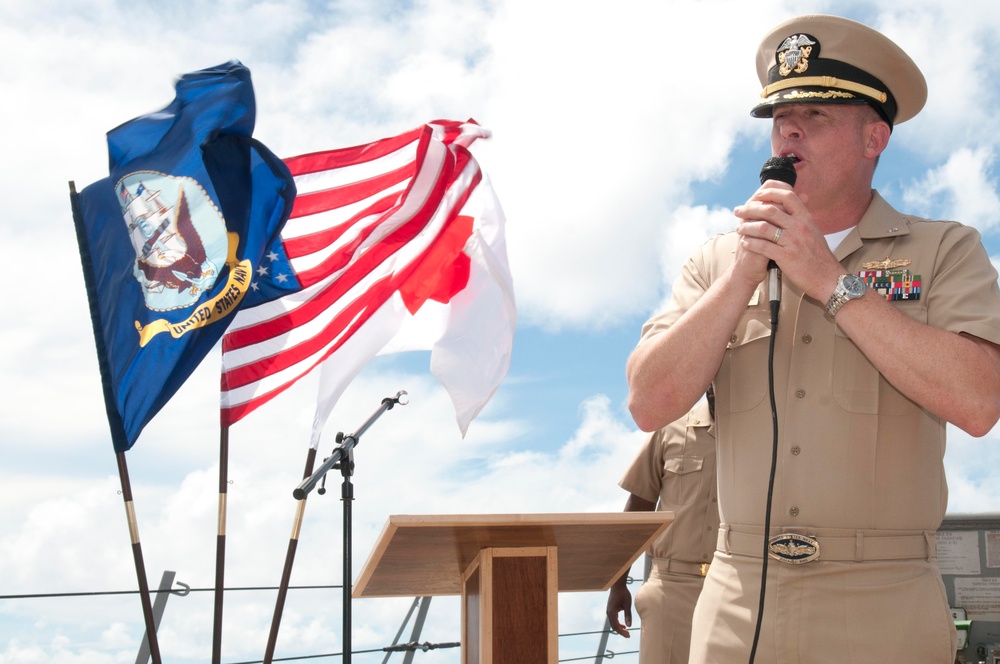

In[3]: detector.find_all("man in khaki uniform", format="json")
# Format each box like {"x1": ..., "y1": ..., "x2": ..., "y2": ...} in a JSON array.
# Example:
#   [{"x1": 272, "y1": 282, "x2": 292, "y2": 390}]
[
  {"x1": 626, "y1": 14, "x2": 1000, "y2": 664},
  {"x1": 606, "y1": 390, "x2": 718, "y2": 663}
]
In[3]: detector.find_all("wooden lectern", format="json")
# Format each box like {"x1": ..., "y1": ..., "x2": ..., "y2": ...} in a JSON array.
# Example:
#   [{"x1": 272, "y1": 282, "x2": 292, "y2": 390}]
[{"x1": 353, "y1": 512, "x2": 672, "y2": 664}]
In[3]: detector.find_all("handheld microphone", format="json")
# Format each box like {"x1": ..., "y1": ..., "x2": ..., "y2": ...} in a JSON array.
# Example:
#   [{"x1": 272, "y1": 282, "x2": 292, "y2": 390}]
[
  {"x1": 748, "y1": 154, "x2": 798, "y2": 664},
  {"x1": 759, "y1": 155, "x2": 797, "y2": 188},
  {"x1": 758, "y1": 157, "x2": 797, "y2": 321}
]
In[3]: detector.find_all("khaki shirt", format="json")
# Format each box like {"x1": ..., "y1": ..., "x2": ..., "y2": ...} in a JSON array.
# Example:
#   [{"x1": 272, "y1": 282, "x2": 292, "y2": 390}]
[
  {"x1": 640, "y1": 191, "x2": 1000, "y2": 533},
  {"x1": 620, "y1": 399, "x2": 719, "y2": 564}
]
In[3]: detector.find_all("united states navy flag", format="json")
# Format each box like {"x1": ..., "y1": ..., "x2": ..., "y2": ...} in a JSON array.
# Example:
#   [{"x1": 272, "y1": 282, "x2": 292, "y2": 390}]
[{"x1": 72, "y1": 60, "x2": 296, "y2": 452}]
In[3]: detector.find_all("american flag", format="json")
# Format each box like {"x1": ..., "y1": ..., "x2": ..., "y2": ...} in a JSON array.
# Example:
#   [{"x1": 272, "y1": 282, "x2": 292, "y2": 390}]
[{"x1": 219, "y1": 120, "x2": 515, "y2": 442}]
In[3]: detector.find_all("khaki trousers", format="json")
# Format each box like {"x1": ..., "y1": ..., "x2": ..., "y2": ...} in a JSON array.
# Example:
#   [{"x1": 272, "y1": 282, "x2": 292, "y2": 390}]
[
  {"x1": 634, "y1": 562, "x2": 707, "y2": 664},
  {"x1": 688, "y1": 550, "x2": 957, "y2": 664}
]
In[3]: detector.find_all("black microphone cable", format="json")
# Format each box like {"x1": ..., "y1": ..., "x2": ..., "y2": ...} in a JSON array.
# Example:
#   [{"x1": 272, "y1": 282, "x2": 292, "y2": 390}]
[{"x1": 746, "y1": 156, "x2": 796, "y2": 664}]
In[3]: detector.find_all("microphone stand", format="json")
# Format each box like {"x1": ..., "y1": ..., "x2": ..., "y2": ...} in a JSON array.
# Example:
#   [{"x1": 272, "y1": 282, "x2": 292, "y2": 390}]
[{"x1": 293, "y1": 390, "x2": 409, "y2": 664}]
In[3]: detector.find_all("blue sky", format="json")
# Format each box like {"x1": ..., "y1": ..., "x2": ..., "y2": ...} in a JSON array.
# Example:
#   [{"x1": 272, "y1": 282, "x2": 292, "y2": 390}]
[{"x1": 2, "y1": 0, "x2": 1000, "y2": 662}]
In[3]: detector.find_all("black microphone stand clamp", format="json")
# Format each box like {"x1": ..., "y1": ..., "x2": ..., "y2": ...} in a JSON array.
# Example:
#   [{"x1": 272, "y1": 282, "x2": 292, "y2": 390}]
[{"x1": 317, "y1": 432, "x2": 351, "y2": 496}]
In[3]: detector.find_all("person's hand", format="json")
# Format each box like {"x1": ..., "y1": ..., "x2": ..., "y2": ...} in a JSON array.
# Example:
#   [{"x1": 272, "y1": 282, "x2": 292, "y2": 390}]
[
  {"x1": 606, "y1": 582, "x2": 633, "y2": 638},
  {"x1": 729, "y1": 181, "x2": 793, "y2": 289},
  {"x1": 734, "y1": 181, "x2": 840, "y2": 301}
]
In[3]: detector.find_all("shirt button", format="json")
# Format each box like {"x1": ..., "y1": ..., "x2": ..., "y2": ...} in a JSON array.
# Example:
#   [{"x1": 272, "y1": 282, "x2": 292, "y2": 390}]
[
  {"x1": 796, "y1": 389, "x2": 806, "y2": 398},
  {"x1": 730, "y1": 334, "x2": 738, "y2": 345},
  {"x1": 791, "y1": 445, "x2": 801, "y2": 455},
  {"x1": 789, "y1": 506, "x2": 800, "y2": 517},
  {"x1": 802, "y1": 334, "x2": 812, "y2": 344}
]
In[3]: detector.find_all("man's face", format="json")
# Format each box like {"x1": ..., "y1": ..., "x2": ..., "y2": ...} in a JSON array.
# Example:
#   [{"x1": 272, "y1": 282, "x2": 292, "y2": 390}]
[{"x1": 769, "y1": 103, "x2": 875, "y2": 208}]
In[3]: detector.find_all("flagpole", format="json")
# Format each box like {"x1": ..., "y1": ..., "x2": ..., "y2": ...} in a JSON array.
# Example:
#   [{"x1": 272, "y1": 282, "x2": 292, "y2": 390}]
[
  {"x1": 212, "y1": 425, "x2": 230, "y2": 664},
  {"x1": 262, "y1": 447, "x2": 318, "y2": 664},
  {"x1": 70, "y1": 182, "x2": 163, "y2": 664},
  {"x1": 115, "y1": 451, "x2": 163, "y2": 664}
]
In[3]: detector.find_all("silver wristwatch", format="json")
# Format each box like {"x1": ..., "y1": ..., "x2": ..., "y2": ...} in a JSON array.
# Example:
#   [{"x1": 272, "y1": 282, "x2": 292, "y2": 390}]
[{"x1": 825, "y1": 274, "x2": 866, "y2": 318}]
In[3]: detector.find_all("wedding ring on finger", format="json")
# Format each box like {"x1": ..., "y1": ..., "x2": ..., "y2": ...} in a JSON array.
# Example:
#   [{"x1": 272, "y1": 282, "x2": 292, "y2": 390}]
[{"x1": 772, "y1": 227, "x2": 782, "y2": 244}]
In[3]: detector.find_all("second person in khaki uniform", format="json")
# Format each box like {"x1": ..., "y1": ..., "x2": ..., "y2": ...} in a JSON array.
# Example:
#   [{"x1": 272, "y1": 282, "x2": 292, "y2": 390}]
[{"x1": 606, "y1": 390, "x2": 719, "y2": 663}]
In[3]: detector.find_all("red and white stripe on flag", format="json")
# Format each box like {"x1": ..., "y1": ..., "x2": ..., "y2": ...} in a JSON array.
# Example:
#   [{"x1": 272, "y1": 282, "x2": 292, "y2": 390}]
[{"x1": 219, "y1": 120, "x2": 515, "y2": 442}]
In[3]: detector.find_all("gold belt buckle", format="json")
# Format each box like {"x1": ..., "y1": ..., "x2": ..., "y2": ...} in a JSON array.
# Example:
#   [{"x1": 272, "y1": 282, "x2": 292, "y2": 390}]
[
  {"x1": 700, "y1": 563, "x2": 710, "y2": 576},
  {"x1": 767, "y1": 533, "x2": 820, "y2": 564}
]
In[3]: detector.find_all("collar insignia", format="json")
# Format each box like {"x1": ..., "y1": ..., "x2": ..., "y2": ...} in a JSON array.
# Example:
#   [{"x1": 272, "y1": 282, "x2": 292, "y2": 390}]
[{"x1": 777, "y1": 34, "x2": 816, "y2": 77}]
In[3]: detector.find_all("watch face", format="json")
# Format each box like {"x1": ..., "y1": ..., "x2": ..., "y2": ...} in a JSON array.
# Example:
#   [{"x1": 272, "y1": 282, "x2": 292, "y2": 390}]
[{"x1": 843, "y1": 274, "x2": 866, "y2": 297}]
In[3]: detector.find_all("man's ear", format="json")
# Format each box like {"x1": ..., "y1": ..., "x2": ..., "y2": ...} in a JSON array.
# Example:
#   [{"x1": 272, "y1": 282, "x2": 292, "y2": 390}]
[{"x1": 865, "y1": 120, "x2": 891, "y2": 159}]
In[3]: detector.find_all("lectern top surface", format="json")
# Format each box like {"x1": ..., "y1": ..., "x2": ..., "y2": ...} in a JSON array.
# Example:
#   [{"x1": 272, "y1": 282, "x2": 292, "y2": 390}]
[{"x1": 352, "y1": 512, "x2": 672, "y2": 598}]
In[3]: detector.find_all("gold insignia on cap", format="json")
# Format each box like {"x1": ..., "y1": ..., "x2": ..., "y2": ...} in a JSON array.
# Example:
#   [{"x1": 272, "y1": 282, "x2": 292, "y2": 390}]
[
  {"x1": 862, "y1": 257, "x2": 912, "y2": 270},
  {"x1": 777, "y1": 34, "x2": 816, "y2": 77},
  {"x1": 784, "y1": 90, "x2": 856, "y2": 102}
]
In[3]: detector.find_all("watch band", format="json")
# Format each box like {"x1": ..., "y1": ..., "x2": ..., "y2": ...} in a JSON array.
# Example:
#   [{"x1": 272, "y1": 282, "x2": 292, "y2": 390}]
[
  {"x1": 825, "y1": 290, "x2": 850, "y2": 317},
  {"x1": 825, "y1": 274, "x2": 865, "y2": 318}
]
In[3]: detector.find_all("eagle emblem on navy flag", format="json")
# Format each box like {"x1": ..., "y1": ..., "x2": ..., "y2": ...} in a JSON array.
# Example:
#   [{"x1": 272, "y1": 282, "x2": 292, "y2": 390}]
[
  {"x1": 778, "y1": 34, "x2": 816, "y2": 76},
  {"x1": 117, "y1": 172, "x2": 228, "y2": 312}
]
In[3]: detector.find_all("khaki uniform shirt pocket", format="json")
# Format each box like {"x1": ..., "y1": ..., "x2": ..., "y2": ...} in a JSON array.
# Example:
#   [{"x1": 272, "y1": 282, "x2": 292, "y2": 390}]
[
  {"x1": 832, "y1": 325, "x2": 879, "y2": 414},
  {"x1": 721, "y1": 309, "x2": 771, "y2": 413},
  {"x1": 662, "y1": 455, "x2": 706, "y2": 507},
  {"x1": 832, "y1": 303, "x2": 928, "y2": 415}
]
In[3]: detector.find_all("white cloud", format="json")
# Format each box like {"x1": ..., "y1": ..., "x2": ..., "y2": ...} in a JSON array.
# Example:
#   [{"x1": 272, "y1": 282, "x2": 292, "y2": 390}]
[
  {"x1": 876, "y1": 3, "x2": 1000, "y2": 161},
  {"x1": 902, "y1": 147, "x2": 1000, "y2": 230},
  {"x1": 652, "y1": 204, "x2": 741, "y2": 312},
  {"x1": 475, "y1": 0, "x2": 779, "y2": 329},
  {"x1": 945, "y1": 424, "x2": 1000, "y2": 513}
]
